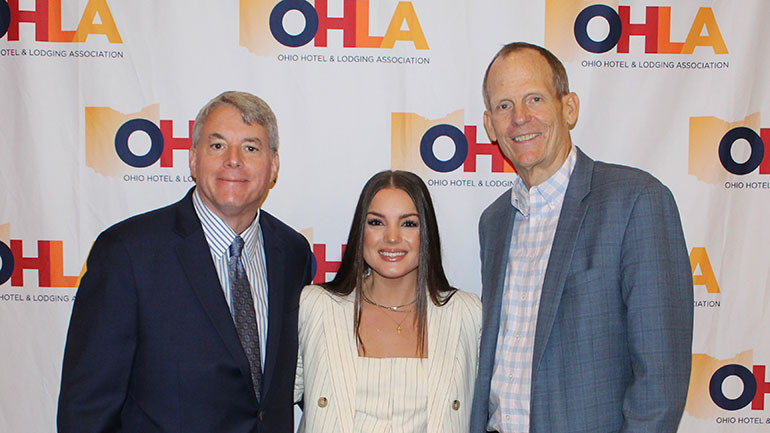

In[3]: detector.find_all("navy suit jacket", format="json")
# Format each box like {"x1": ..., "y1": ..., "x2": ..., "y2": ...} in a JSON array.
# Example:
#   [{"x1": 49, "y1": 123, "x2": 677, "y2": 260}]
[
  {"x1": 470, "y1": 148, "x2": 693, "y2": 433},
  {"x1": 57, "y1": 188, "x2": 313, "y2": 433}
]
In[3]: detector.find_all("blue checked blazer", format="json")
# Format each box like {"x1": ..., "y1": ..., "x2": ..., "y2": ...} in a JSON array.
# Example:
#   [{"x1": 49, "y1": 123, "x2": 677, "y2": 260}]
[{"x1": 470, "y1": 148, "x2": 693, "y2": 433}]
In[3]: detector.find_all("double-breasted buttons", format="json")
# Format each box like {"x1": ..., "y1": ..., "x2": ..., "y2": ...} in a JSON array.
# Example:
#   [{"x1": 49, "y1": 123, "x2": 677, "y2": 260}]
[
  {"x1": 451, "y1": 399, "x2": 461, "y2": 411},
  {"x1": 318, "y1": 397, "x2": 329, "y2": 408}
]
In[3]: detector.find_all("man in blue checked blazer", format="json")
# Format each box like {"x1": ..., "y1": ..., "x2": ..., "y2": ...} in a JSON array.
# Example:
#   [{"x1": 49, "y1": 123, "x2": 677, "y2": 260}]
[
  {"x1": 58, "y1": 91, "x2": 313, "y2": 433},
  {"x1": 469, "y1": 43, "x2": 693, "y2": 433}
]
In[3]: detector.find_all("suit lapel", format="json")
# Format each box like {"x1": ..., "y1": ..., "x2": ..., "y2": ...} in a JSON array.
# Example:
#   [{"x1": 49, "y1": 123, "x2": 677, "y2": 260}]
[
  {"x1": 479, "y1": 195, "x2": 515, "y2": 375},
  {"x1": 531, "y1": 149, "x2": 593, "y2": 376},
  {"x1": 426, "y1": 297, "x2": 461, "y2": 433},
  {"x1": 324, "y1": 292, "x2": 357, "y2": 433},
  {"x1": 173, "y1": 193, "x2": 254, "y2": 394},
  {"x1": 259, "y1": 213, "x2": 285, "y2": 400}
]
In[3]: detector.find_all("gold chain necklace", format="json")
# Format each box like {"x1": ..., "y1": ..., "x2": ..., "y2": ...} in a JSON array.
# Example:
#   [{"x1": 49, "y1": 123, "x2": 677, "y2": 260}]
[
  {"x1": 376, "y1": 306, "x2": 413, "y2": 334},
  {"x1": 361, "y1": 291, "x2": 417, "y2": 312},
  {"x1": 361, "y1": 292, "x2": 416, "y2": 334}
]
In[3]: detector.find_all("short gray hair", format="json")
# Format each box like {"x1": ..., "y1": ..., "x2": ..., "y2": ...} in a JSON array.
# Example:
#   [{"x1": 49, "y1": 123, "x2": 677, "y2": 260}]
[
  {"x1": 483, "y1": 42, "x2": 570, "y2": 109},
  {"x1": 192, "y1": 91, "x2": 279, "y2": 152}
]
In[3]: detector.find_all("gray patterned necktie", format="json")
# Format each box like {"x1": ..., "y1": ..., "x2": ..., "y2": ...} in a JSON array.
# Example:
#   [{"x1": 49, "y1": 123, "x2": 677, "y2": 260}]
[{"x1": 228, "y1": 235, "x2": 262, "y2": 401}]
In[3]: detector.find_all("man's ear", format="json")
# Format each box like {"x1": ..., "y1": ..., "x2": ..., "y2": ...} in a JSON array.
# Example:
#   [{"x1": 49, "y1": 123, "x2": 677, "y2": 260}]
[
  {"x1": 189, "y1": 145, "x2": 198, "y2": 180},
  {"x1": 562, "y1": 92, "x2": 580, "y2": 129},
  {"x1": 270, "y1": 152, "x2": 280, "y2": 185},
  {"x1": 483, "y1": 110, "x2": 497, "y2": 142}
]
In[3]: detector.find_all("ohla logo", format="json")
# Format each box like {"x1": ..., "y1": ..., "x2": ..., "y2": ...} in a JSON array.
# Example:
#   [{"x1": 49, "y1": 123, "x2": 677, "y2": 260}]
[
  {"x1": 112, "y1": 118, "x2": 193, "y2": 168},
  {"x1": 690, "y1": 247, "x2": 719, "y2": 294},
  {"x1": 689, "y1": 113, "x2": 770, "y2": 184},
  {"x1": 85, "y1": 104, "x2": 194, "y2": 177},
  {"x1": 300, "y1": 228, "x2": 346, "y2": 284},
  {"x1": 0, "y1": 239, "x2": 82, "y2": 288},
  {"x1": 419, "y1": 124, "x2": 514, "y2": 173},
  {"x1": 391, "y1": 110, "x2": 515, "y2": 176},
  {"x1": 573, "y1": 5, "x2": 726, "y2": 54},
  {"x1": 687, "y1": 350, "x2": 769, "y2": 419},
  {"x1": 312, "y1": 243, "x2": 346, "y2": 284},
  {"x1": 710, "y1": 364, "x2": 770, "y2": 411},
  {"x1": 242, "y1": 0, "x2": 427, "y2": 51},
  {"x1": 717, "y1": 126, "x2": 770, "y2": 176},
  {"x1": 0, "y1": 0, "x2": 121, "y2": 43}
]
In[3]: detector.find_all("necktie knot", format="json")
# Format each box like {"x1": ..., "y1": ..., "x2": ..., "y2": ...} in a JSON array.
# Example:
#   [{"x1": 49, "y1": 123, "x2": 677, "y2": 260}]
[{"x1": 229, "y1": 236, "x2": 245, "y2": 259}]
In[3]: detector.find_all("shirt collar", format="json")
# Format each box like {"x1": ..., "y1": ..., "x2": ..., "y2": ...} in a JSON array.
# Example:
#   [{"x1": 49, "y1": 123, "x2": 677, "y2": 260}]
[
  {"x1": 510, "y1": 145, "x2": 577, "y2": 217},
  {"x1": 192, "y1": 188, "x2": 260, "y2": 260}
]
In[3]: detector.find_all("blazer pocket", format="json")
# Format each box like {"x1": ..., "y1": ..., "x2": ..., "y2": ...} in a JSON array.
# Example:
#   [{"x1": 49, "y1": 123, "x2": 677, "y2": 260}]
[
  {"x1": 560, "y1": 267, "x2": 624, "y2": 329},
  {"x1": 561, "y1": 267, "x2": 620, "y2": 307},
  {"x1": 563, "y1": 267, "x2": 604, "y2": 293}
]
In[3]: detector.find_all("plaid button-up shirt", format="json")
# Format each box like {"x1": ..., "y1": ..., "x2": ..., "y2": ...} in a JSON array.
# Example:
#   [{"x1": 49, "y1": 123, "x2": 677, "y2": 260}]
[{"x1": 488, "y1": 146, "x2": 576, "y2": 433}]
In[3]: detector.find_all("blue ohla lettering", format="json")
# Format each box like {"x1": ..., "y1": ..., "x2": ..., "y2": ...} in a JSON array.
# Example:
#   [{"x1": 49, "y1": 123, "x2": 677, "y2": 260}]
[
  {"x1": 710, "y1": 364, "x2": 757, "y2": 411},
  {"x1": 719, "y1": 127, "x2": 765, "y2": 175},
  {"x1": 0, "y1": 1, "x2": 10, "y2": 40},
  {"x1": 573, "y1": 4, "x2": 622, "y2": 54},
  {"x1": 114, "y1": 119, "x2": 164, "y2": 168},
  {"x1": 419, "y1": 124, "x2": 468, "y2": 173},
  {"x1": 269, "y1": 0, "x2": 319, "y2": 48},
  {"x1": 0, "y1": 240, "x2": 13, "y2": 285}
]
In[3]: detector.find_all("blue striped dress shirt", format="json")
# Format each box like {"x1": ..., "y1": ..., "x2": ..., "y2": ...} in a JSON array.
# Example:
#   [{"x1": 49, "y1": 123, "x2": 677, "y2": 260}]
[
  {"x1": 488, "y1": 146, "x2": 576, "y2": 433},
  {"x1": 192, "y1": 189, "x2": 270, "y2": 369}
]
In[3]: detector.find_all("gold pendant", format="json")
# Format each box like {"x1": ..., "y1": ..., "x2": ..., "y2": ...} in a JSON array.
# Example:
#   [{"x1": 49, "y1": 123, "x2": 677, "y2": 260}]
[{"x1": 397, "y1": 325, "x2": 401, "y2": 334}]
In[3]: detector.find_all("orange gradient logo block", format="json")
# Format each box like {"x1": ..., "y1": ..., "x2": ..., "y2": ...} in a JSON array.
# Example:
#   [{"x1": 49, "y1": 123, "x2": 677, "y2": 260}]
[
  {"x1": 85, "y1": 104, "x2": 161, "y2": 177},
  {"x1": 0, "y1": 223, "x2": 8, "y2": 245},
  {"x1": 687, "y1": 350, "x2": 770, "y2": 417},
  {"x1": 392, "y1": 110, "x2": 463, "y2": 176},
  {"x1": 687, "y1": 350, "x2": 754, "y2": 418},
  {"x1": 546, "y1": 0, "x2": 618, "y2": 61},
  {"x1": 240, "y1": 0, "x2": 276, "y2": 55},
  {"x1": 688, "y1": 113, "x2": 770, "y2": 184},
  {"x1": 391, "y1": 110, "x2": 515, "y2": 175}
]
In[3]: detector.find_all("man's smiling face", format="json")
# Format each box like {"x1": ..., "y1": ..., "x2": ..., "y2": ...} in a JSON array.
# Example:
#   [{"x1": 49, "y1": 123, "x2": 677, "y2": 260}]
[
  {"x1": 189, "y1": 104, "x2": 279, "y2": 233},
  {"x1": 483, "y1": 48, "x2": 579, "y2": 188}
]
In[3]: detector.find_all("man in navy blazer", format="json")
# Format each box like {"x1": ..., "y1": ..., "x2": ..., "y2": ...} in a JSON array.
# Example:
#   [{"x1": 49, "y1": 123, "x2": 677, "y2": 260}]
[
  {"x1": 470, "y1": 43, "x2": 693, "y2": 432},
  {"x1": 58, "y1": 91, "x2": 313, "y2": 432}
]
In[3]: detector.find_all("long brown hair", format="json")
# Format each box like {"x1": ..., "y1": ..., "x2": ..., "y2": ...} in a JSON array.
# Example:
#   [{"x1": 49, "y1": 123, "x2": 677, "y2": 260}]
[{"x1": 322, "y1": 170, "x2": 455, "y2": 356}]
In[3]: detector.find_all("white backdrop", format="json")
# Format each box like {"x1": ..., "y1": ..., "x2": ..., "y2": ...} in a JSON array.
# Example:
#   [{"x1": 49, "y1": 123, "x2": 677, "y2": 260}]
[{"x1": 2, "y1": 0, "x2": 769, "y2": 431}]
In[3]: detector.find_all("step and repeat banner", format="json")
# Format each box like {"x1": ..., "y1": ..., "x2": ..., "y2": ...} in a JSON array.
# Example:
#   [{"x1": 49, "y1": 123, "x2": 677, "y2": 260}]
[{"x1": 1, "y1": 0, "x2": 769, "y2": 431}]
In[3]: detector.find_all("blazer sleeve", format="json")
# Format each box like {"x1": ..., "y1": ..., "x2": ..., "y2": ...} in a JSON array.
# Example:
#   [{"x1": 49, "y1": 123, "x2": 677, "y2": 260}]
[
  {"x1": 291, "y1": 229, "x2": 313, "y2": 406},
  {"x1": 619, "y1": 184, "x2": 693, "y2": 432},
  {"x1": 294, "y1": 286, "x2": 311, "y2": 405},
  {"x1": 57, "y1": 231, "x2": 139, "y2": 433}
]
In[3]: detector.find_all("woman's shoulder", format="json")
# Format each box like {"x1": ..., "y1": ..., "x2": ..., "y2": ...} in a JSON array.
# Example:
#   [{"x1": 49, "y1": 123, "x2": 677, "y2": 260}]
[
  {"x1": 299, "y1": 285, "x2": 355, "y2": 332},
  {"x1": 300, "y1": 284, "x2": 325, "y2": 300},
  {"x1": 299, "y1": 285, "x2": 336, "y2": 324},
  {"x1": 433, "y1": 289, "x2": 482, "y2": 341},
  {"x1": 445, "y1": 289, "x2": 481, "y2": 310},
  {"x1": 435, "y1": 289, "x2": 481, "y2": 324},
  {"x1": 300, "y1": 284, "x2": 354, "y2": 308}
]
